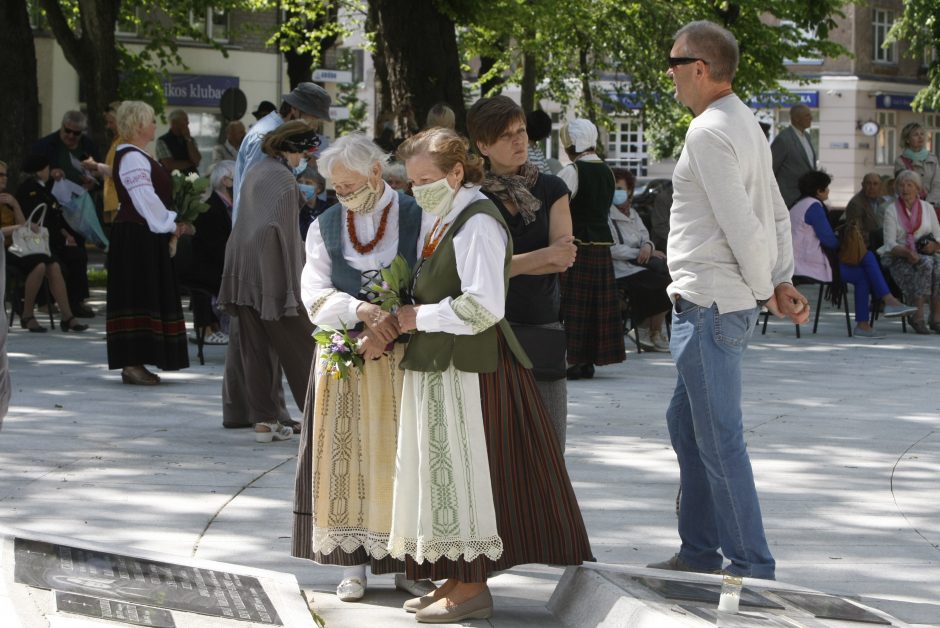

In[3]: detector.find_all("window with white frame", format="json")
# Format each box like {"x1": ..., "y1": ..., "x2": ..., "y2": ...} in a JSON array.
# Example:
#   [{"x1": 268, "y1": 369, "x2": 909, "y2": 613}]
[
  {"x1": 876, "y1": 111, "x2": 897, "y2": 165},
  {"x1": 28, "y1": 0, "x2": 43, "y2": 29},
  {"x1": 924, "y1": 114, "x2": 940, "y2": 155},
  {"x1": 116, "y1": 7, "x2": 139, "y2": 37},
  {"x1": 606, "y1": 116, "x2": 648, "y2": 175},
  {"x1": 187, "y1": 8, "x2": 229, "y2": 42},
  {"x1": 873, "y1": 9, "x2": 897, "y2": 63}
]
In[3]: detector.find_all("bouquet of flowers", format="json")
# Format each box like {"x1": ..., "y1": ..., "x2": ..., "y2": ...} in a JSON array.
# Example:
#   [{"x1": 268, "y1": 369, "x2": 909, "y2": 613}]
[
  {"x1": 366, "y1": 255, "x2": 413, "y2": 312},
  {"x1": 168, "y1": 170, "x2": 210, "y2": 256},
  {"x1": 313, "y1": 325, "x2": 364, "y2": 380}
]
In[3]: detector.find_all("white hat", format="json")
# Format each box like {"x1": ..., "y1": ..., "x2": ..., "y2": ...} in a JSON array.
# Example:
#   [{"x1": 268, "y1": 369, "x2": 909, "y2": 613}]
[{"x1": 560, "y1": 118, "x2": 598, "y2": 153}]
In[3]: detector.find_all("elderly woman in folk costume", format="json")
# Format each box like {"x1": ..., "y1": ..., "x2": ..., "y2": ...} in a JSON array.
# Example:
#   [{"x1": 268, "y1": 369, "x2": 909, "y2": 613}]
[
  {"x1": 390, "y1": 127, "x2": 593, "y2": 624},
  {"x1": 291, "y1": 133, "x2": 435, "y2": 603}
]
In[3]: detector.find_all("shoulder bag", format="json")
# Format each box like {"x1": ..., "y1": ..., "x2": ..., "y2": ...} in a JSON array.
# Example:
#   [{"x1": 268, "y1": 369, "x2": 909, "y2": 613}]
[
  {"x1": 509, "y1": 322, "x2": 567, "y2": 381},
  {"x1": 838, "y1": 222, "x2": 867, "y2": 266},
  {"x1": 8, "y1": 203, "x2": 51, "y2": 258}
]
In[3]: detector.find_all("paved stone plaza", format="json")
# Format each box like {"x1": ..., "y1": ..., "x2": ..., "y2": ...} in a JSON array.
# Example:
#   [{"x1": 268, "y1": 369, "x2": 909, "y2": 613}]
[{"x1": 1, "y1": 289, "x2": 938, "y2": 626}]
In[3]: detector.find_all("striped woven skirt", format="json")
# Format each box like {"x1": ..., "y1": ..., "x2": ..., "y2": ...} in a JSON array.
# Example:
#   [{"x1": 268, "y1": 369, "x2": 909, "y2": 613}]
[
  {"x1": 560, "y1": 244, "x2": 625, "y2": 366},
  {"x1": 291, "y1": 344, "x2": 405, "y2": 574},
  {"x1": 105, "y1": 222, "x2": 189, "y2": 371},
  {"x1": 391, "y1": 334, "x2": 594, "y2": 582}
]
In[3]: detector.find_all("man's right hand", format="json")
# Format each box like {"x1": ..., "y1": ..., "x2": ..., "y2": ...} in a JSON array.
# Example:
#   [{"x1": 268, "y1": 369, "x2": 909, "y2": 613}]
[
  {"x1": 767, "y1": 283, "x2": 810, "y2": 325},
  {"x1": 50, "y1": 168, "x2": 65, "y2": 181}
]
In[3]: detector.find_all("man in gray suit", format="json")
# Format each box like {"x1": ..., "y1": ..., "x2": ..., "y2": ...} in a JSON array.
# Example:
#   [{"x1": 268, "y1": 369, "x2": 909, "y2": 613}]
[{"x1": 771, "y1": 104, "x2": 816, "y2": 207}]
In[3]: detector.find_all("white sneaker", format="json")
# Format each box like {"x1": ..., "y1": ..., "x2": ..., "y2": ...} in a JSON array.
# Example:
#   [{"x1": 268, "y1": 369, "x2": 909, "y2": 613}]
[
  {"x1": 204, "y1": 331, "x2": 229, "y2": 345},
  {"x1": 649, "y1": 331, "x2": 671, "y2": 353},
  {"x1": 254, "y1": 422, "x2": 293, "y2": 443},
  {"x1": 637, "y1": 328, "x2": 656, "y2": 351},
  {"x1": 336, "y1": 577, "x2": 366, "y2": 602},
  {"x1": 394, "y1": 573, "x2": 436, "y2": 597}
]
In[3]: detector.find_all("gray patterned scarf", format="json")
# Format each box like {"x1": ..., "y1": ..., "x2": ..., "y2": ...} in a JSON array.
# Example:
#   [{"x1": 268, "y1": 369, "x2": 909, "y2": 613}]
[{"x1": 482, "y1": 161, "x2": 542, "y2": 225}]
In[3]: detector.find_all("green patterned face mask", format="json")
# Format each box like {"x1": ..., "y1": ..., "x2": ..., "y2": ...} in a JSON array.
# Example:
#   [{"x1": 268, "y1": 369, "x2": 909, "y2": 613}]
[{"x1": 412, "y1": 176, "x2": 457, "y2": 217}]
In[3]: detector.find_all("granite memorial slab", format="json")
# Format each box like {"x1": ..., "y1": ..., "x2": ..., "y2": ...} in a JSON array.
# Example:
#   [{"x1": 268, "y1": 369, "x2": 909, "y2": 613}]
[
  {"x1": 55, "y1": 591, "x2": 176, "y2": 628},
  {"x1": 772, "y1": 590, "x2": 892, "y2": 625},
  {"x1": 15, "y1": 538, "x2": 282, "y2": 624}
]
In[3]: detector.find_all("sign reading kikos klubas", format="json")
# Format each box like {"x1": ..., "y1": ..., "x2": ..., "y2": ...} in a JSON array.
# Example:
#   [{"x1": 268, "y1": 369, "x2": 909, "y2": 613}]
[{"x1": 14, "y1": 538, "x2": 282, "y2": 625}]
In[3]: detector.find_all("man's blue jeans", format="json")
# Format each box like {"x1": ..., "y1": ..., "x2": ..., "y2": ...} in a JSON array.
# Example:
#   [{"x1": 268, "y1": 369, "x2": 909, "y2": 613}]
[{"x1": 666, "y1": 298, "x2": 775, "y2": 580}]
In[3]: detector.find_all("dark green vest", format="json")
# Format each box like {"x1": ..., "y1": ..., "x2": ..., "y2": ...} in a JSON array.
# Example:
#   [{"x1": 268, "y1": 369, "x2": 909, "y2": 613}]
[
  {"x1": 401, "y1": 199, "x2": 532, "y2": 373},
  {"x1": 318, "y1": 191, "x2": 422, "y2": 297},
  {"x1": 571, "y1": 160, "x2": 615, "y2": 243}
]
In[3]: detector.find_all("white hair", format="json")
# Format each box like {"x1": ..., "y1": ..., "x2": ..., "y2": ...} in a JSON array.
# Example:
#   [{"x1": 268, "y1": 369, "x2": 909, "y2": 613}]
[
  {"x1": 61, "y1": 110, "x2": 87, "y2": 129},
  {"x1": 895, "y1": 169, "x2": 923, "y2": 191},
  {"x1": 210, "y1": 160, "x2": 235, "y2": 192},
  {"x1": 382, "y1": 162, "x2": 407, "y2": 181},
  {"x1": 317, "y1": 133, "x2": 389, "y2": 179}
]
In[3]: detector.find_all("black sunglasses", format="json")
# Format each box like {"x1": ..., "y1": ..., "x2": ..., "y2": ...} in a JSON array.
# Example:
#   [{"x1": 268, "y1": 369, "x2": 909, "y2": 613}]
[
  {"x1": 668, "y1": 57, "x2": 708, "y2": 68},
  {"x1": 62, "y1": 127, "x2": 84, "y2": 137}
]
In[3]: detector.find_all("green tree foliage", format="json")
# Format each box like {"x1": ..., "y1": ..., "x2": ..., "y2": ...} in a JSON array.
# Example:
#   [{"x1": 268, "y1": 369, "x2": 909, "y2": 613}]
[
  {"x1": 888, "y1": 0, "x2": 940, "y2": 112},
  {"x1": 450, "y1": 0, "x2": 850, "y2": 158}
]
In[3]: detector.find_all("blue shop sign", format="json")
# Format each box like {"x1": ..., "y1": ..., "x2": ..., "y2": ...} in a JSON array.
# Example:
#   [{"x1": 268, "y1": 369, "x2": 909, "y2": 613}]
[
  {"x1": 748, "y1": 91, "x2": 819, "y2": 109},
  {"x1": 163, "y1": 74, "x2": 239, "y2": 107},
  {"x1": 603, "y1": 92, "x2": 645, "y2": 111},
  {"x1": 875, "y1": 93, "x2": 936, "y2": 111}
]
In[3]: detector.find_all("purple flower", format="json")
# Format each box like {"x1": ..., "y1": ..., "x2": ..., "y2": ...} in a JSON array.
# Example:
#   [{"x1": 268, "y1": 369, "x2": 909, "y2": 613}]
[
  {"x1": 331, "y1": 333, "x2": 344, "y2": 345},
  {"x1": 382, "y1": 281, "x2": 390, "y2": 290}
]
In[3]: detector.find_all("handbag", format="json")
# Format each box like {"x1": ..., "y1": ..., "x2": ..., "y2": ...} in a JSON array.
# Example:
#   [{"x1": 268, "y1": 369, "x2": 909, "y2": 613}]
[
  {"x1": 509, "y1": 322, "x2": 567, "y2": 382},
  {"x1": 8, "y1": 204, "x2": 51, "y2": 258},
  {"x1": 837, "y1": 222, "x2": 866, "y2": 266}
]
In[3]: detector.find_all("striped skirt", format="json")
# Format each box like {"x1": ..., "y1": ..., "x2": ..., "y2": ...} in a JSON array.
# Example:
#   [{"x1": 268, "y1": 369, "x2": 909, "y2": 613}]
[
  {"x1": 105, "y1": 222, "x2": 189, "y2": 371},
  {"x1": 291, "y1": 344, "x2": 405, "y2": 574},
  {"x1": 392, "y1": 334, "x2": 594, "y2": 582},
  {"x1": 560, "y1": 244, "x2": 625, "y2": 366}
]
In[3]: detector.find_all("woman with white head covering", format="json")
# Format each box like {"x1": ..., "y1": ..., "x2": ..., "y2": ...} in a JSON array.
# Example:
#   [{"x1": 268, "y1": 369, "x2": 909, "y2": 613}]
[{"x1": 291, "y1": 133, "x2": 435, "y2": 603}]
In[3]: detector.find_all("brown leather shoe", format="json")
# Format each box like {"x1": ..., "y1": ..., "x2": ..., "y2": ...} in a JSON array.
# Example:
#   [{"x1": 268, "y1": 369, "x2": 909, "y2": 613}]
[
  {"x1": 121, "y1": 366, "x2": 160, "y2": 386},
  {"x1": 415, "y1": 588, "x2": 493, "y2": 623}
]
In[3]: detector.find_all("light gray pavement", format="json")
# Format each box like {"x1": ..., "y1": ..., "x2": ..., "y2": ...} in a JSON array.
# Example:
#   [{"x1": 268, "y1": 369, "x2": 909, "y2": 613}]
[{"x1": 2, "y1": 288, "x2": 939, "y2": 627}]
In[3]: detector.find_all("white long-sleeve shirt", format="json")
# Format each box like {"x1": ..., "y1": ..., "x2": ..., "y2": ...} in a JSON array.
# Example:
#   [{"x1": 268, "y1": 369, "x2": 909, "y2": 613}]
[
  {"x1": 666, "y1": 94, "x2": 794, "y2": 313},
  {"x1": 301, "y1": 183, "x2": 438, "y2": 327},
  {"x1": 415, "y1": 186, "x2": 509, "y2": 335},
  {"x1": 116, "y1": 146, "x2": 177, "y2": 233}
]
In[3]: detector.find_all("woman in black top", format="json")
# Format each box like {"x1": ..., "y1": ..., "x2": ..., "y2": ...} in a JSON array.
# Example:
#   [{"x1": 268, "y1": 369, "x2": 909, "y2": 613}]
[
  {"x1": 17, "y1": 154, "x2": 93, "y2": 319},
  {"x1": 467, "y1": 95, "x2": 576, "y2": 451}
]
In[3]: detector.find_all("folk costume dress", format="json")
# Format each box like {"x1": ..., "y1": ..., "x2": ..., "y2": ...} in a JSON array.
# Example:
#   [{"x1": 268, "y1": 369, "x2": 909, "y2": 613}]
[
  {"x1": 106, "y1": 145, "x2": 189, "y2": 372},
  {"x1": 292, "y1": 184, "x2": 426, "y2": 572},
  {"x1": 388, "y1": 186, "x2": 594, "y2": 582},
  {"x1": 558, "y1": 157, "x2": 625, "y2": 367}
]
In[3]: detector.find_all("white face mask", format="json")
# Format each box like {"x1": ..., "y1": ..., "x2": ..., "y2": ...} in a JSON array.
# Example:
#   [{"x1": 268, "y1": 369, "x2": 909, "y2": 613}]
[
  {"x1": 412, "y1": 176, "x2": 457, "y2": 217},
  {"x1": 337, "y1": 182, "x2": 379, "y2": 214}
]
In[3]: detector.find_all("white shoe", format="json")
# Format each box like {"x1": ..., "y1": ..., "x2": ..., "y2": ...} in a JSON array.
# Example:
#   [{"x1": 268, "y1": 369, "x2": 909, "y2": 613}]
[
  {"x1": 336, "y1": 577, "x2": 366, "y2": 602},
  {"x1": 637, "y1": 328, "x2": 656, "y2": 351},
  {"x1": 649, "y1": 331, "x2": 671, "y2": 353},
  {"x1": 394, "y1": 573, "x2": 436, "y2": 597},
  {"x1": 204, "y1": 331, "x2": 229, "y2": 345},
  {"x1": 254, "y1": 422, "x2": 293, "y2": 443}
]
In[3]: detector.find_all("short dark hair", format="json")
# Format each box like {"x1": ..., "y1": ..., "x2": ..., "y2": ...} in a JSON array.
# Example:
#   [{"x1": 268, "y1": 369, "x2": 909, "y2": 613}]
[
  {"x1": 798, "y1": 170, "x2": 832, "y2": 199},
  {"x1": 525, "y1": 109, "x2": 552, "y2": 142},
  {"x1": 466, "y1": 95, "x2": 526, "y2": 151},
  {"x1": 610, "y1": 167, "x2": 636, "y2": 192}
]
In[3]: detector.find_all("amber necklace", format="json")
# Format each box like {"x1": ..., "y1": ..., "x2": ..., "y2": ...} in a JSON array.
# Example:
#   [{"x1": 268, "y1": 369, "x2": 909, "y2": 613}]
[
  {"x1": 347, "y1": 200, "x2": 393, "y2": 254},
  {"x1": 421, "y1": 217, "x2": 452, "y2": 259}
]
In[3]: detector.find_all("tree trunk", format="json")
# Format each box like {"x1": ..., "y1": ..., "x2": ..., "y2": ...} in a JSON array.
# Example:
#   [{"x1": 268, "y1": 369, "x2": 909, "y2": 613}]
[
  {"x1": 285, "y1": 50, "x2": 315, "y2": 89},
  {"x1": 373, "y1": 0, "x2": 466, "y2": 135},
  {"x1": 478, "y1": 55, "x2": 503, "y2": 97},
  {"x1": 40, "y1": 0, "x2": 121, "y2": 153},
  {"x1": 579, "y1": 46, "x2": 597, "y2": 125},
  {"x1": 520, "y1": 51, "x2": 538, "y2": 113},
  {"x1": 0, "y1": 0, "x2": 39, "y2": 183},
  {"x1": 368, "y1": 1, "x2": 392, "y2": 135}
]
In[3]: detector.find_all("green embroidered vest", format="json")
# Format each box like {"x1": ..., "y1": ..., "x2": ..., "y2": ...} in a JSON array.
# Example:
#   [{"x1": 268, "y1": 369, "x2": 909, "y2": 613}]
[{"x1": 400, "y1": 199, "x2": 532, "y2": 373}]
